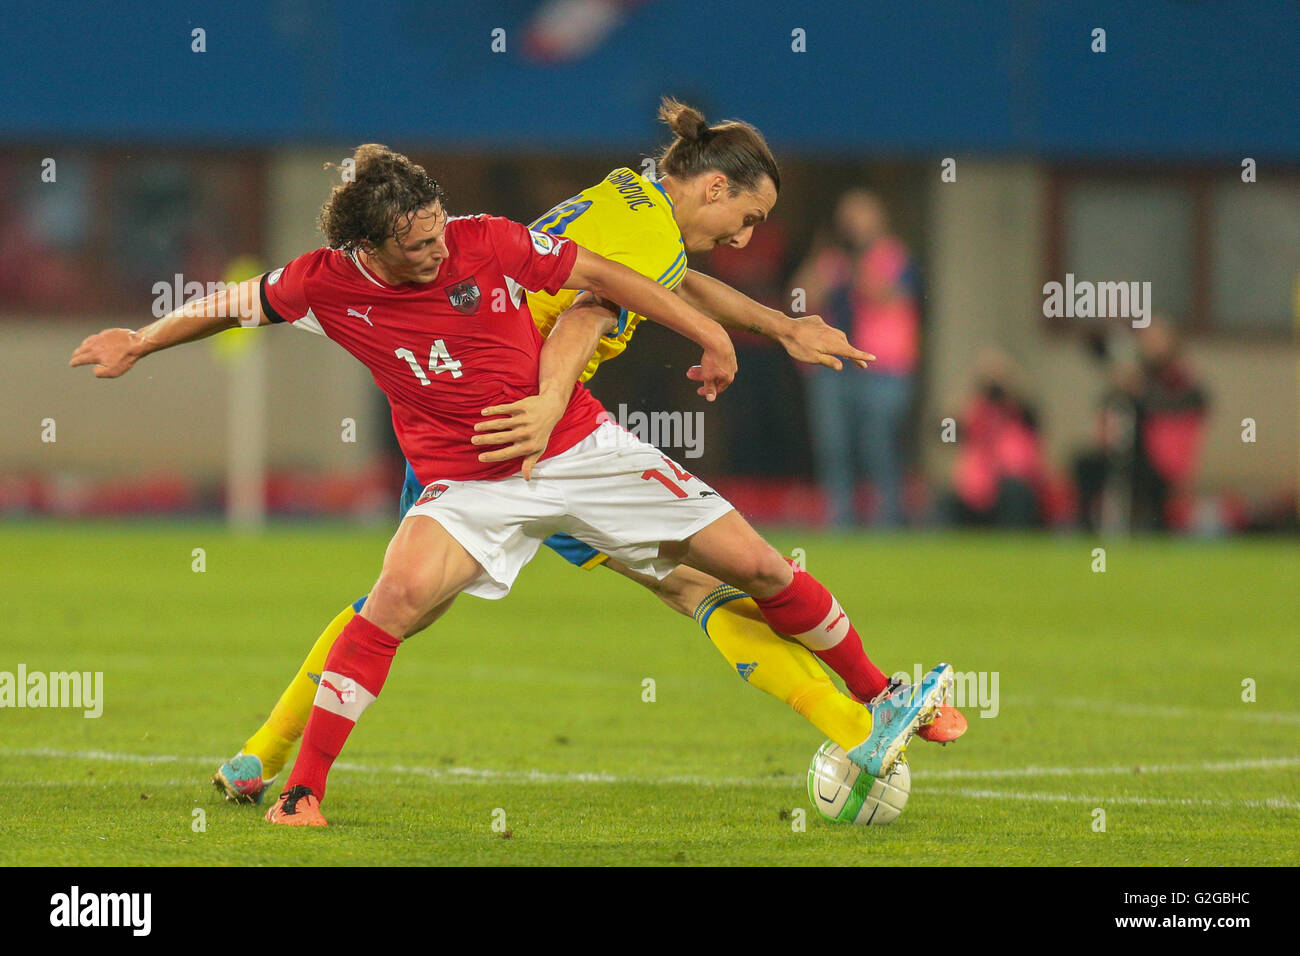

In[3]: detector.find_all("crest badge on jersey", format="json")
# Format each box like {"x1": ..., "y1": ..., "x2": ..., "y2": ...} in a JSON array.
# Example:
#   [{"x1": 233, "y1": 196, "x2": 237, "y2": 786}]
[
  {"x1": 446, "y1": 279, "x2": 481, "y2": 314},
  {"x1": 417, "y1": 482, "x2": 450, "y2": 504},
  {"x1": 529, "y1": 230, "x2": 558, "y2": 255}
]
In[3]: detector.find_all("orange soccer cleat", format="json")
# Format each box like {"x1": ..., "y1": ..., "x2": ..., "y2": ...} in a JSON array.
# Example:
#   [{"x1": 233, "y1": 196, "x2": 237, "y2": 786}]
[
  {"x1": 852, "y1": 679, "x2": 969, "y2": 745},
  {"x1": 916, "y1": 705, "x2": 968, "y2": 743},
  {"x1": 265, "y1": 785, "x2": 329, "y2": 827}
]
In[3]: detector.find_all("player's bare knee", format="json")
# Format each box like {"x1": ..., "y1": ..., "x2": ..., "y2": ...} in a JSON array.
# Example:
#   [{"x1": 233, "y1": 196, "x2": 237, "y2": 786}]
[
  {"x1": 731, "y1": 546, "x2": 792, "y2": 599},
  {"x1": 366, "y1": 573, "x2": 433, "y2": 637}
]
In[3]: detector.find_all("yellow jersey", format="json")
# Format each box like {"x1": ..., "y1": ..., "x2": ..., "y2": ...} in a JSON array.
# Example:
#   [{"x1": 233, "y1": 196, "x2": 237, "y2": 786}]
[{"x1": 527, "y1": 167, "x2": 688, "y2": 383}]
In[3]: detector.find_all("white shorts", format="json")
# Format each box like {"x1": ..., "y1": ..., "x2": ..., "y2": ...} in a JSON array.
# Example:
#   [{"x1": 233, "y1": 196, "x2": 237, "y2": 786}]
[{"x1": 405, "y1": 420, "x2": 735, "y2": 599}]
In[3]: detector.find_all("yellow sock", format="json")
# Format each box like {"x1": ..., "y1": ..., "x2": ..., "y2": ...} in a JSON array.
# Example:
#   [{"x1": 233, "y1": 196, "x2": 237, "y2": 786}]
[
  {"x1": 694, "y1": 587, "x2": 873, "y2": 751},
  {"x1": 241, "y1": 602, "x2": 359, "y2": 779}
]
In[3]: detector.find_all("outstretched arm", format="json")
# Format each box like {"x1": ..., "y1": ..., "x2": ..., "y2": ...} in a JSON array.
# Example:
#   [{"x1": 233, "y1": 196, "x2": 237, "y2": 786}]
[
  {"x1": 678, "y1": 269, "x2": 874, "y2": 371},
  {"x1": 69, "y1": 277, "x2": 270, "y2": 378},
  {"x1": 564, "y1": 246, "x2": 737, "y2": 401}
]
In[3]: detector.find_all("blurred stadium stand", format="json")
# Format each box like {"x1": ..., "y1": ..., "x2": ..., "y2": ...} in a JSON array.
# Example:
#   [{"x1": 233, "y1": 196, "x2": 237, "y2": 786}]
[{"x1": 1, "y1": 0, "x2": 1296, "y2": 531}]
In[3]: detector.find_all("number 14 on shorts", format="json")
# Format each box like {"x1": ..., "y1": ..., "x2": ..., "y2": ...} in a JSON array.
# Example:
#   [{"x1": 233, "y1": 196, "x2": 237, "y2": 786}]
[{"x1": 642, "y1": 457, "x2": 695, "y2": 498}]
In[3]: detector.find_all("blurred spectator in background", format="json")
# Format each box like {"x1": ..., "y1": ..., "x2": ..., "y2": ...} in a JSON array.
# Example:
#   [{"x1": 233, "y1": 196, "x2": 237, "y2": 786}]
[
  {"x1": 0, "y1": 157, "x2": 96, "y2": 310},
  {"x1": 791, "y1": 189, "x2": 921, "y2": 528},
  {"x1": 1074, "y1": 319, "x2": 1210, "y2": 532},
  {"x1": 943, "y1": 347, "x2": 1047, "y2": 527}
]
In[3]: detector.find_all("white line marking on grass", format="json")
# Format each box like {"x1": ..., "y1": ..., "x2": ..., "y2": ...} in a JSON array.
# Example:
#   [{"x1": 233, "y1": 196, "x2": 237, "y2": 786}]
[
  {"x1": 0, "y1": 748, "x2": 205, "y2": 765},
  {"x1": 0, "y1": 746, "x2": 785, "y2": 788},
  {"x1": 4, "y1": 777, "x2": 1292, "y2": 811},
  {"x1": 4, "y1": 748, "x2": 1298, "y2": 808},
  {"x1": 0, "y1": 780, "x2": 189, "y2": 788},
  {"x1": 1008, "y1": 696, "x2": 1300, "y2": 725},
  {"x1": 920, "y1": 755, "x2": 1300, "y2": 781},
  {"x1": 926, "y1": 788, "x2": 1300, "y2": 811}
]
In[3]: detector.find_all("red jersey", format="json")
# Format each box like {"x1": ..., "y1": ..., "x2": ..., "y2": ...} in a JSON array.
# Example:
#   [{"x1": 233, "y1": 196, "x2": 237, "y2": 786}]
[{"x1": 259, "y1": 215, "x2": 607, "y2": 483}]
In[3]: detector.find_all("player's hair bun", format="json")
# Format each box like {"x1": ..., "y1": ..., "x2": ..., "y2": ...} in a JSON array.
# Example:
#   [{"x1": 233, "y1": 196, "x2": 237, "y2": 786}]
[
  {"x1": 659, "y1": 97, "x2": 710, "y2": 141},
  {"x1": 655, "y1": 96, "x2": 780, "y2": 194}
]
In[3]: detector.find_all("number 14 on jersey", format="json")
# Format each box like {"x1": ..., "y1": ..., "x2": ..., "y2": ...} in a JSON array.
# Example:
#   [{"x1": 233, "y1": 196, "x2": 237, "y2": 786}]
[{"x1": 395, "y1": 341, "x2": 463, "y2": 382}]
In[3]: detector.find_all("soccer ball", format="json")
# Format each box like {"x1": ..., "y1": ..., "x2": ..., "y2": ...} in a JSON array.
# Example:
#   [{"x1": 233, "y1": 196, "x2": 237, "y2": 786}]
[{"x1": 806, "y1": 739, "x2": 911, "y2": 825}]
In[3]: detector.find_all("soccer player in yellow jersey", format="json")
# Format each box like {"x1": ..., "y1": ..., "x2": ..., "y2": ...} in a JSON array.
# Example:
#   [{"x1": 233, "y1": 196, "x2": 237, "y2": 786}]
[{"x1": 213, "y1": 98, "x2": 964, "y2": 803}]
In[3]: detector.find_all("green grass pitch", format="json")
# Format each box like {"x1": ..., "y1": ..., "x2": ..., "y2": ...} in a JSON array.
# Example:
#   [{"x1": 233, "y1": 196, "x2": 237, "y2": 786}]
[{"x1": 1, "y1": 523, "x2": 1296, "y2": 866}]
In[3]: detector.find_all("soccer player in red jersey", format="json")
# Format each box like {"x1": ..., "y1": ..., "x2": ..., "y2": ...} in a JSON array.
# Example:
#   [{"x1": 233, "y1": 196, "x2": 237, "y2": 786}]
[{"x1": 72, "y1": 147, "x2": 952, "y2": 825}]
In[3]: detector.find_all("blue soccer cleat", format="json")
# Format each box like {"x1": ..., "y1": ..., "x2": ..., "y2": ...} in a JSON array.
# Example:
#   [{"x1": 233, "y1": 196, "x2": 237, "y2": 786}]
[
  {"x1": 849, "y1": 663, "x2": 954, "y2": 777},
  {"x1": 212, "y1": 753, "x2": 268, "y2": 804}
]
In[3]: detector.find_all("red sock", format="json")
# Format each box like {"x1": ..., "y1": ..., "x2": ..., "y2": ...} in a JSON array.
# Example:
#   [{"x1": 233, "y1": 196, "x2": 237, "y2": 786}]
[
  {"x1": 752, "y1": 566, "x2": 889, "y2": 701},
  {"x1": 284, "y1": 614, "x2": 401, "y2": 802}
]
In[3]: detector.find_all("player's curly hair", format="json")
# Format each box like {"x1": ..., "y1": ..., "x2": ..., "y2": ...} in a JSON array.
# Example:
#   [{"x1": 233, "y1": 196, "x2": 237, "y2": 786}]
[
  {"x1": 318, "y1": 145, "x2": 446, "y2": 252},
  {"x1": 656, "y1": 97, "x2": 780, "y2": 195}
]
